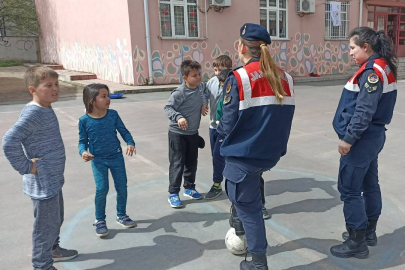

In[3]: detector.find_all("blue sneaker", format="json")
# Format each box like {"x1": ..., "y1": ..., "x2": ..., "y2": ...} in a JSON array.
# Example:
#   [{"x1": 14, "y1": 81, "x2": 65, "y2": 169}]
[
  {"x1": 184, "y1": 188, "x2": 202, "y2": 200},
  {"x1": 93, "y1": 220, "x2": 108, "y2": 237},
  {"x1": 168, "y1": 194, "x2": 182, "y2": 208},
  {"x1": 117, "y1": 215, "x2": 137, "y2": 228}
]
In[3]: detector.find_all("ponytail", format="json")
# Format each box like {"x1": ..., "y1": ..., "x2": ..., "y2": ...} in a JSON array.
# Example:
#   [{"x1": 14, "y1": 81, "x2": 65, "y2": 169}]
[
  {"x1": 240, "y1": 38, "x2": 286, "y2": 104},
  {"x1": 350, "y1": 27, "x2": 398, "y2": 79},
  {"x1": 259, "y1": 44, "x2": 285, "y2": 104}
]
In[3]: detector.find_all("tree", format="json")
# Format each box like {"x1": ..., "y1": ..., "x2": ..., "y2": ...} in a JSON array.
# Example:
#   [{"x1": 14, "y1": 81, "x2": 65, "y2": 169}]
[{"x1": 0, "y1": 0, "x2": 38, "y2": 36}]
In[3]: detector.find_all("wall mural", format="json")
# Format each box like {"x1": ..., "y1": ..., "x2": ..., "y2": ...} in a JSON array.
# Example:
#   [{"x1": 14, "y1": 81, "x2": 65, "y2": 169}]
[
  {"x1": 40, "y1": 32, "x2": 352, "y2": 86},
  {"x1": 151, "y1": 41, "x2": 238, "y2": 85},
  {"x1": 270, "y1": 32, "x2": 352, "y2": 77},
  {"x1": 56, "y1": 38, "x2": 145, "y2": 85},
  {"x1": 151, "y1": 32, "x2": 352, "y2": 85}
]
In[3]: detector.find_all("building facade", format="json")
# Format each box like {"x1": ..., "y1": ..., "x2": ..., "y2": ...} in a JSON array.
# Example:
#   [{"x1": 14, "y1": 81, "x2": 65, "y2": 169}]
[{"x1": 35, "y1": 0, "x2": 404, "y2": 86}]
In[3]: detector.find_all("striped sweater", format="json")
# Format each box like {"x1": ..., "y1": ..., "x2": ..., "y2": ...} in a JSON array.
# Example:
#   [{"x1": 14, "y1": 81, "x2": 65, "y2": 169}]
[{"x1": 2, "y1": 102, "x2": 65, "y2": 200}]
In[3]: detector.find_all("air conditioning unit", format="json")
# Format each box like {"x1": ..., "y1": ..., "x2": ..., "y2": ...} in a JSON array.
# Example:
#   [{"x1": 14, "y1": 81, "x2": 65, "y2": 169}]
[
  {"x1": 210, "y1": 0, "x2": 232, "y2": 7},
  {"x1": 297, "y1": 0, "x2": 315, "y2": 13}
]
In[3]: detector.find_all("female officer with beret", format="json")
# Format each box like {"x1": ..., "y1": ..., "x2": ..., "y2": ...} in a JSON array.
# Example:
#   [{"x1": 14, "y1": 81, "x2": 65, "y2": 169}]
[
  {"x1": 331, "y1": 27, "x2": 397, "y2": 259},
  {"x1": 217, "y1": 23, "x2": 295, "y2": 269}
]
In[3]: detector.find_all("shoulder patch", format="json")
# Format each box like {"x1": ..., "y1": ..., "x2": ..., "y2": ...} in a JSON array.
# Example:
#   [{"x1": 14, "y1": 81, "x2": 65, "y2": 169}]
[
  {"x1": 223, "y1": 95, "x2": 232, "y2": 105},
  {"x1": 367, "y1": 73, "x2": 379, "y2": 84},
  {"x1": 226, "y1": 81, "x2": 232, "y2": 94}
]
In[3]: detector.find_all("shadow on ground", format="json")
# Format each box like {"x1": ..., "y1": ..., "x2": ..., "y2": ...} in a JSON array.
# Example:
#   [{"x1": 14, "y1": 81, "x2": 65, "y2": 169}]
[
  {"x1": 63, "y1": 235, "x2": 225, "y2": 270},
  {"x1": 269, "y1": 226, "x2": 405, "y2": 270},
  {"x1": 104, "y1": 211, "x2": 230, "y2": 239}
]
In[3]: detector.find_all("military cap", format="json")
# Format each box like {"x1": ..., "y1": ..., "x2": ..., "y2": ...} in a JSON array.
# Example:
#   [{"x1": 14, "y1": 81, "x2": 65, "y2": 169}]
[{"x1": 240, "y1": 23, "x2": 271, "y2": 45}]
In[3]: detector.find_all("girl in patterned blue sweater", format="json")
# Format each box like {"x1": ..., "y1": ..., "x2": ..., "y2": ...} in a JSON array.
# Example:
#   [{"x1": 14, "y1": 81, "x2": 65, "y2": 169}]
[{"x1": 78, "y1": 83, "x2": 136, "y2": 237}]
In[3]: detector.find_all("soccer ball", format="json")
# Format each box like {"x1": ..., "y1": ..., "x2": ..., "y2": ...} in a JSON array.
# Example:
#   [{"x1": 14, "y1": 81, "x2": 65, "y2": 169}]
[{"x1": 225, "y1": 228, "x2": 248, "y2": 255}]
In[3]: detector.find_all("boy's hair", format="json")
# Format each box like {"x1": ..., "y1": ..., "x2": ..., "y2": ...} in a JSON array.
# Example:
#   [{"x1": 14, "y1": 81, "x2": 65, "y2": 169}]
[
  {"x1": 24, "y1": 66, "x2": 59, "y2": 88},
  {"x1": 83, "y1": 83, "x2": 110, "y2": 113},
  {"x1": 218, "y1": 69, "x2": 231, "y2": 83},
  {"x1": 181, "y1": 60, "x2": 201, "y2": 76},
  {"x1": 213, "y1": 55, "x2": 232, "y2": 69}
]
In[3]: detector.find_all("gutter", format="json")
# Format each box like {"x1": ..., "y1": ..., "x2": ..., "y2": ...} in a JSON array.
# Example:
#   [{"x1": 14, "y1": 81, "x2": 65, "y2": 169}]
[{"x1": 143, "y1": 0, "x2": 153, "y2": 85}]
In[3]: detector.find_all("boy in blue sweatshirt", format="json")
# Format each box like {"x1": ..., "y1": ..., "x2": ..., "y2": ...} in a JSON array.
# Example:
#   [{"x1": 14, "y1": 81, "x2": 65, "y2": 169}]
[
  {"x1": 2, "y1": 66, "x2": 78, "y2": 270},
  {"x1": 164, "y1": 60, "x2": 208, "y2": 208}
]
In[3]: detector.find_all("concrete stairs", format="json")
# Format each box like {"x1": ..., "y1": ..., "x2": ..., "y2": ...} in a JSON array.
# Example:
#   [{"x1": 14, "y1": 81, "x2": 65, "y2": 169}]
[
  {"x1": 397, "y1": 57, "x2": 405, "y2": 80},
  {"x1": 23, "y1": 63, "x2": 97, "y2": 82}
]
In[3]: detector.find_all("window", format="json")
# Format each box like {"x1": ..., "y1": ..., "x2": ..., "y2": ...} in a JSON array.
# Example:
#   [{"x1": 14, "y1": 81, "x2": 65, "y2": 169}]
[
  {"x1": 159, "y1": 0, "x2": 199, "y2": 38},
  {"x1": 259, "y1": 0, "x2": 288, "y2": 39},
  {"x1": 325, "y1": 1, "x2": 350, "y2": 39}
]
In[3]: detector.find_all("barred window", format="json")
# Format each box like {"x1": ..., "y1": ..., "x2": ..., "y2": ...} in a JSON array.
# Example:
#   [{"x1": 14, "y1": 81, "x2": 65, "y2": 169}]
[
  {"x1": 325, "y1": 1, "x2": 350, "y2": 39},
  {"x1": 160, "y1": 0, "x2": 199, "y2": 38},
  {"x1": 259, "y1": 0, "x2": 288, "y2": 39}
]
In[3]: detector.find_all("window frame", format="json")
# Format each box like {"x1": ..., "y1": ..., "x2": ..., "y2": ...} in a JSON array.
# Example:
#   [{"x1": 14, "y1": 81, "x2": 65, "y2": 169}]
[
  {"x1": 159, "y1": 0, "x2": 200, "y2": 39},
  {"x1": 325, "y1": 1, "x2": 350, "y2": 40},
  {"x1": 259, "y1": 0, "x2": 289, "y2": 40}
]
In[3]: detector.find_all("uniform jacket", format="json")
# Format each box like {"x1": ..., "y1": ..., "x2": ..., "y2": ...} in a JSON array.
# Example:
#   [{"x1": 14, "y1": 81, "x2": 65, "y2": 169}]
[
  {"x1": 217, "y1": 59, "x2": 295, "y2": 167},
  {"x1": 333, "y1": 54, "x2": 397, "y2": 145}
]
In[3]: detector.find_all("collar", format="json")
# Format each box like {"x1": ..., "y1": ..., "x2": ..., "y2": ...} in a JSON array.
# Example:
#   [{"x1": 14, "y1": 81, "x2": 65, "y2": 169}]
[
  {"x1": 365, "y1": 54, "x2": 381, "y2": 63},
  {"x1": 245, "y1": 57, "x2": 260, "y2": 65}
]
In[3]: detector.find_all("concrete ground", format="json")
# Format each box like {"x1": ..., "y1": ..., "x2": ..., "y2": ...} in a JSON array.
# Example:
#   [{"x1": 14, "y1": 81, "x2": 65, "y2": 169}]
[{"x1": 0, "y1": 79, "x2": 404, "y2": 270}]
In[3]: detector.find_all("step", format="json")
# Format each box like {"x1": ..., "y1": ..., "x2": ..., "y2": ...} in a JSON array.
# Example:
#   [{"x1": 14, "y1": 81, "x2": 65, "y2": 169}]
[
  {"x1": 23, "y1": 63, "x2": 64, "y2": 70},
  {"x1": 55, "y1": 70, "x2": 97, "y2": 82}
]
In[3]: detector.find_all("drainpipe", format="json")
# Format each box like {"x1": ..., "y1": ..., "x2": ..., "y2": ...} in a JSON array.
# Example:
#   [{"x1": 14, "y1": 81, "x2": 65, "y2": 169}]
[
  {"x1": 143, "y1": 0, "x2": 153, "y2": 85},
  {"x1": 359, "y1": 0, "x2": 363, "y2": 27}
]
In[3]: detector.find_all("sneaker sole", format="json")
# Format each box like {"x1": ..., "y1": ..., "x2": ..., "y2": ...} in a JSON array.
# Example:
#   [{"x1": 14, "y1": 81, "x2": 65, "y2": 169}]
[
  {"x1": 96, "y1": 231, "x2": 109, "y2": 237},
  {"x1": 53, "y1": 253, "x2": 78, "y2": 262},
  {"x1": 204, "y1": 190, "x2": 223, "y2": 200},
  {"x1": 168, "y1": 198, "x2": 183, "y2": 208},
  {"x1": 117, "y1": 221, "x2": 137, "y2": 228},
  {"x1": 263, "y1": 214, "x2": 271, "y2": 220},
  {"x1": 183, "y1": 194, "x2": 203, "y2": 200}
]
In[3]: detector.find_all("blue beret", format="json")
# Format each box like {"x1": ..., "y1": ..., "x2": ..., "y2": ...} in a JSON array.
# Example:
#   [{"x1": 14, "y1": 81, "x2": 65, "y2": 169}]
[{"x1": 240, "y1": 23, "x2": 271, "y2": 45}]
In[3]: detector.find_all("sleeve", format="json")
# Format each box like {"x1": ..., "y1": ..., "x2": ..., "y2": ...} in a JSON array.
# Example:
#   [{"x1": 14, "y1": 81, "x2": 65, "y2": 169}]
[
  {"x1": 2, "y1": 110, "x2": 40, "y2": 175},
  {"x1": 202, "y1": 80, "x2": 211, "y2": 103},
  {"x1": 343, "y1": 69, "x2": 383, "y2": 145},
  {"x1": 200, "y1": 82, "x2": 208, "y2": 104},
  {"x1": 217, "y1": 75, "x2": 240, "y2": 136},
  {"x1": 164, "y1": 90, "x2": 185, "y2": 122},
  {"x1": 78, "y1": 119, "x2": 89, "y2": 156},
  {"x1": 216, "y1": 97, "x2": 224, "y2": 121},
  {"x1": 115, "y1": 112, "x2": 135, "y2": 146}
]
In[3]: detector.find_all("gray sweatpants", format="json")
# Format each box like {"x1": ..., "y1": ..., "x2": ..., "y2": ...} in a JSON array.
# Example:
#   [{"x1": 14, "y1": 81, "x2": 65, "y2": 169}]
[{"x1": 31, "y1": 190, "x2": 64, "y2": 270}]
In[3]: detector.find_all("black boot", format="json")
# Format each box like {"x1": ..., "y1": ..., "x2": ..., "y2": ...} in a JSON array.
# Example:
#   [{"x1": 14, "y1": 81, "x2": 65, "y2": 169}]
[
  {"x1": 342, "y1": 220, "x2": 378, "y2": 246},
  {"x1": 331, "y1": 227, "x2": 369, "y2": 259},
  {"x1": 229, "y1": 204, "x2": 245, "y2": 236},
  {"x1": 240, "y1": 253, "x2": 268, "y2": 270}
]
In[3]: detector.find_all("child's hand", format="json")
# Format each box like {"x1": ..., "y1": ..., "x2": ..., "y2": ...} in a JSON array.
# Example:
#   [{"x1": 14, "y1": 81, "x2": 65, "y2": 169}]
[
  {"x1": 178, "y1": 117, "x2": 188, "y2": 130},
  {"x1": 338, "y1": 140, "x2": 352, "y2": 156},
  {"x1": 82, "y1": 151, "x2": 94, "y2": 162},
  {"x1": 201, "y1": 104, "x2": 209, "y2": 116},
  {"x1": 30, "y1": 158, "x2": 42, "y2": 175},
  {"x1": 216, "y1": 120, "x2": 220, "y2": 125},
  {"x1": 126, "y1": 145, "x2": 136, "y2": 156}
]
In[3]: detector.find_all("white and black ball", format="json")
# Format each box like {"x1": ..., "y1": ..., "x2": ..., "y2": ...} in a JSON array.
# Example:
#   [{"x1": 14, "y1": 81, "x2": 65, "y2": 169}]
[{"x1": 225, "y1": 228, "x2": 248, "y2": 255}]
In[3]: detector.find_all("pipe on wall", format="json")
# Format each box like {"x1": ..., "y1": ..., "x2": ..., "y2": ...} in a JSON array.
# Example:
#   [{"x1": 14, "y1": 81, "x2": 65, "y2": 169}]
[
  {"x1": 359, "y1": 0, "x2": 363, "y2": 27},
  {"x1": 143, "y1": 0, "x2": 153, "y2": 85}
]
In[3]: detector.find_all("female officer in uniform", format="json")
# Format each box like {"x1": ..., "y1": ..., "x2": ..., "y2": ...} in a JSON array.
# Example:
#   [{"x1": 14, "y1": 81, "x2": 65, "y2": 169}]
[
  {"x1": 331, "y1": 27, "x2": 397, "y2": 259},
  {"x1": 217, "y1": 23, "x2": 295, "y2": 269}
]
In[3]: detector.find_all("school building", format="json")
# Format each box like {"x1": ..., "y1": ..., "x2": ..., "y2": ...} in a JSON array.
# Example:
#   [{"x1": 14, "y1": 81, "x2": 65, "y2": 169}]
[{"x1": 35, "y1": 0, "x2": 405, "y2": 86}]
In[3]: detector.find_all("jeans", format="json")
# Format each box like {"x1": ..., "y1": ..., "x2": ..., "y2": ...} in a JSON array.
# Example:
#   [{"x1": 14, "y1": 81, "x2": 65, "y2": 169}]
[
  {"x1": 91, "y1": 153, "x2": 128, "y2": 221},
  {"x1": 209, "y1": 128, "x2": 225, "y2": 184}
]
